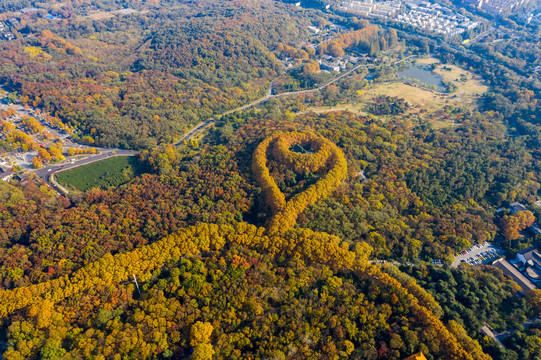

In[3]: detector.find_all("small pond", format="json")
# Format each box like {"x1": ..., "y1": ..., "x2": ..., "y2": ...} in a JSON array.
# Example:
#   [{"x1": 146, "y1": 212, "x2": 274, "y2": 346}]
[{"x1": 396, "y1": 63, "x2": 446, "y2": 92}]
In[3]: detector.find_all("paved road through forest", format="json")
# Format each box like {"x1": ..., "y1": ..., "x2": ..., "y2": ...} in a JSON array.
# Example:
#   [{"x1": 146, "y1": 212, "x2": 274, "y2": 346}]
[
  {"x1": 175, "y1": 55, "x2": 416, "y2": 144},
  {"x1": 6, "y1": 55, "x2": 415, "y2": 190}
]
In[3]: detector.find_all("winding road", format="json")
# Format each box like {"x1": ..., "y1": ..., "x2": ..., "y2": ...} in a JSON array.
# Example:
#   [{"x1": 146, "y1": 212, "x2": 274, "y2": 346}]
[
  {"x1": 5, "y1": 55, "x2": 415, "y2": 192},
  {"x1": 1, "y1": 147, "x2": 137, "y2": 194},
  {"x1": 175, "y1": 55, "x2": 416, "y2": 145}
]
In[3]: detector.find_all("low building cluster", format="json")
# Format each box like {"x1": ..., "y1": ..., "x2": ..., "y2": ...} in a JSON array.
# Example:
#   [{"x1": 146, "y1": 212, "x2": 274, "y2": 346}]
[
  {"x1": 336, "y1": 0, "x2": 479, "y2": 37},
  {"x1": 0, "y1": 21, "x2": 14, "y2": 41},
  {"x1": 306, "y1": 23, "x2": 345, "y2": 45},
  {"x1": 318, "y1": 54, "x2": 363, "y2": 72},
  {"x1": 0, "y1": 6, "x2": 72, "y2": 42},
  {"x1": 493, "y1": 246, "x2": 541, "y2": 293},
  {"x1": 278, "y1": 23, "x2": 371, "y2": 73},
  {"x1": 492, "y1": 201, "x2": 541, "y2": 293},
  {"x1": 517, "y1": 247, "x2": 541, "y2": 282},
  {"x1": 492, "y1": 257, "x2": 537, "y2": 292}
]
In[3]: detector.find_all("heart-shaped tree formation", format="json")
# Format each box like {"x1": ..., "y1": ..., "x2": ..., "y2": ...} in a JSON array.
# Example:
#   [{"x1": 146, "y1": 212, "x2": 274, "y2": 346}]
[
  {"x1": 0, "y1": 132, "x2": 492, "y2": 360},
  {"x1": 252, "y1": 131, "x2": 348, "y2": 234}
]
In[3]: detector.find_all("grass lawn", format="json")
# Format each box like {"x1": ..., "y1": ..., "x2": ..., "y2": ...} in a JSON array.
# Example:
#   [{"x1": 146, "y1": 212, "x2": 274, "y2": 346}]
[
  {"x1": 433, "y1": 64, "x2": 489, "y2": 98},
  {"x1": 368, "y1": 82, "x2": 444, "y2": 110},
  {"x1": 82, "y1": 12, "x2": 115, "y2": 21},
  {"x1": 56, "y1": 156, "x2": 147, "y2": 192},
  {"x1": 294, "y1": 60, "x2": 488, "y2": 128},
  {"x1": 416, "y1": 57, "x2": 440, "y2": 65},
  {"x1": 415, "y1": 58, "x2": 489, "y2": 100},
  {"x1": 431, "y1": 120, "x2": 455, "y2": 129}
]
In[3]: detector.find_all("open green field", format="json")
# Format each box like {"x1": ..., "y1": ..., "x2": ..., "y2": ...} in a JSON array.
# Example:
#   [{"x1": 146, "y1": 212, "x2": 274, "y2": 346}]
[{"x1": 56, "y1": 156, "x2": 147, "y2": 191}]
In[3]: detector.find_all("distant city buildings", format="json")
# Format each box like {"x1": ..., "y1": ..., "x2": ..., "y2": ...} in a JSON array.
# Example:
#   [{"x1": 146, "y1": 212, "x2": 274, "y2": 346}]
[
  {"x1": 336, "y1": 0, "x2": 479, "y2": 37},
  {"x1": 463, "y1": 0, "x2": 530, "y2": 16},
  {"x1": 340, "y1": 0, "x2": 401, "y2": 17},
  {"x1": 398, "y1": 1, "x2": 479, "y2": 37}
]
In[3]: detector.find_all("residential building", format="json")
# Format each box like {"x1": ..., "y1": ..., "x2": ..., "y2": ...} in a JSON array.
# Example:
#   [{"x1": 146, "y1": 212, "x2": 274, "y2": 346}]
[
  {"x1": 510, "y1": 201, "x2": 528, "y2": 213},
  {"x1": 464, "y1": 0, "x2": 530, "y2": 15},
  {"x1": 307, "y1": 26, "x2": 321, "y2": 34},
  {"x1": 338, "y1": 0, "x2": 478, "y2": 37},
  {"x1": 20, "y1": 7, "x2": 39, "y2": 14},
  {"x1": 529, "y1": 224, "x2": 541, "y2": 236},
  {"x1": 493, "y1": 258, "x2": 537, "y2": 292},
  {"x1": 517, "y1": 247, "x2": 541, "y2": 269},
  {"x1": 7, "y1": 18, "x2": 19, "y2": 27}
]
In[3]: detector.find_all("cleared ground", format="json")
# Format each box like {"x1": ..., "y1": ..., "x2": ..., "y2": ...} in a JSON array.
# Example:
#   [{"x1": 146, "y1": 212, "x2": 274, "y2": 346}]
[
  {"x1": 300, "y1": 82, "x2": 448, "y2": 121},
  {"x1": 56, "y1": 156, "x2": 146, "y2": 191},
  {"x1": 82, "y1": 12, "x2": 115, "y2": 21}
]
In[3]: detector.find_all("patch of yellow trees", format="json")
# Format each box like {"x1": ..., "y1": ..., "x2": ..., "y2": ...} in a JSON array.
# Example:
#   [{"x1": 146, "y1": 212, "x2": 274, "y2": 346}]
[
  {"x1": 252, "y1": 131, "x2": 347, "y2": 234},
  {"x1": 0, "y1": 132, "x2": 493, "y2": 360}
]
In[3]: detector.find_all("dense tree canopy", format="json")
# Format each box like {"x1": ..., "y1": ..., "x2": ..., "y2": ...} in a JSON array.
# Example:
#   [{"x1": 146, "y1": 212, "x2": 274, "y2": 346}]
[{"x1": 0, "y1": 1, "x2": 539, "y2": 359}]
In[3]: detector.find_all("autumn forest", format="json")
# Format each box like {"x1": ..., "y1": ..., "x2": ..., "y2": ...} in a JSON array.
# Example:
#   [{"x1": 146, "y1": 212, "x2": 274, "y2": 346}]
[{"x1": 0, "y1": 0, "x2": 540, "y2": 359}]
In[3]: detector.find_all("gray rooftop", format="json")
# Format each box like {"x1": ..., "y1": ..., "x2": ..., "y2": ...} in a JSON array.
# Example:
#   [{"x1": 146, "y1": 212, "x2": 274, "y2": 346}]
[{"x1": 493, "y1": 258, "x2": 537, "y2": 292}]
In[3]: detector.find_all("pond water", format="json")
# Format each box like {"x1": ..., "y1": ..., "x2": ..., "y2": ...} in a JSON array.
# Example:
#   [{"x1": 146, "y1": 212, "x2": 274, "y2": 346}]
[{"x1": 396, "y1": 63, "x2": 446, "y2": 91}]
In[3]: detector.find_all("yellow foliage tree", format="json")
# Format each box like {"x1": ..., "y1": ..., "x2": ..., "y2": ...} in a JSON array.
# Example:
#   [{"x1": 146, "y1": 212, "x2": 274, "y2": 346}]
[
  {"x1": 32, "y1": 157, "x2": 43, "y2": 169},
  {"x1": 500, "y1": 211, "x2": 536, "y2": 240},
  {"x1": 526, "y1": 289, "x2": 541, "y2": 313},
  {"x1": 38, "y1": 147, "x2": 52, "y2": 163},
  {"x1": 192, "y1": 344, "x2": 214, "y2": 360},
  {"x1": 252, "y1": 131, "x2": 347, "y2": 234},
  {"x1": 190, "y1": 322, "x2": 214, "y2": 347}
]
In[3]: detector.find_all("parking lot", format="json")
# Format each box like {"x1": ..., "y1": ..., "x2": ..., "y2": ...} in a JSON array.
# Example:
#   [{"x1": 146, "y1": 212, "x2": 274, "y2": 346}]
[{"x1": 452, "y1": 242, "x2": 504, "y2": 268}]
